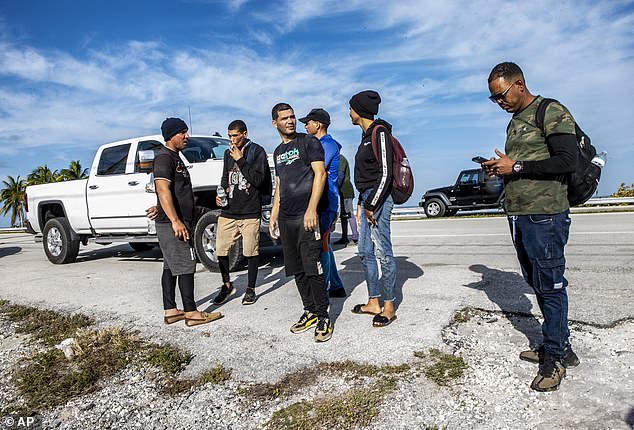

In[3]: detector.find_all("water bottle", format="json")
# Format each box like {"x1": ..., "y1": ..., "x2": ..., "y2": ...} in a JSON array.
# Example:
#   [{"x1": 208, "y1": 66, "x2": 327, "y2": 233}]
[
  {"x1": 591, "y1": 151, "x2": 607, "y2": 168},
  {"x1": 217, "y1": 187, "x2": 228, "y2": 207},
  {"x1": 398, "y1": 158, "x2": 411, "y2": 187}
]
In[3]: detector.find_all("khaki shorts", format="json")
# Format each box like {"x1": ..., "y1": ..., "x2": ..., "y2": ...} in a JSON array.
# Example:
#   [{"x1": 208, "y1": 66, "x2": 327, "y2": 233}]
[{"x1": 216, "y1": 216, "x2": 260, "y2": 257}]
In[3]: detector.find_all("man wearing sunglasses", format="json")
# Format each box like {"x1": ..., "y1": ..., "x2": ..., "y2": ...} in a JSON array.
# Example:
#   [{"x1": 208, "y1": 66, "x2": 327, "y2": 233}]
[{"x1": 482, "y1": 62, "x2": 580, "y2": 392}]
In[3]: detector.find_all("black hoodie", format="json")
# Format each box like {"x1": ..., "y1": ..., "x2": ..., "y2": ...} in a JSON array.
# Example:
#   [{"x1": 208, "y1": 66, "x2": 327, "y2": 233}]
[
  {"x1": 220, "y1": 141, "x2": 269, "y2": 219},
  {"x1": 353, "y1": 118, "x2": 394, "y2": 212}
]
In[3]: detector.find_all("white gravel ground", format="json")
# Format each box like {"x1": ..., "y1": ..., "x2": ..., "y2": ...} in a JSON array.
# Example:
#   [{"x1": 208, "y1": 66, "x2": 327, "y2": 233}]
[{"x1": 1, "y1": 307, "x2": 632, "y2": 430}]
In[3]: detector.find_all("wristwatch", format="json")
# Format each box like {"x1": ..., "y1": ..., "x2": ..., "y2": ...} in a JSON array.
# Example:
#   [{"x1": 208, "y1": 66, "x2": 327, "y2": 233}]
[{"x1": 512, "y1": 161, "x2": 523, "y2": 174}]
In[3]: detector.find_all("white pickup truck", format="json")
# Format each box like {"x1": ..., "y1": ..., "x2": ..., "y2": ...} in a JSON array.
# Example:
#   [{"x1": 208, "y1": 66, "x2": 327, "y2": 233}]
[{"x1": 25, "y1": 134, "x2": 274, "y2": 271}]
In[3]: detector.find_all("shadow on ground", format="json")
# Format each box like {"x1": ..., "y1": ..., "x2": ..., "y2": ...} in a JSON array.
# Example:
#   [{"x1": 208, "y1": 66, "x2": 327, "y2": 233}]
[
  {"x1": 200, "y1": 245, "x2": 285, "y2": 311},
  {"x1": 0, "y1": 246, "x2": 21, "y2": 258},
  {"x1": 465, "y1": 264, "x2": 542, "y2": 348},
  {"x1": 625, "y1": 406, "x2": 634, "y2": 429},
  {"x1": 75, "y1": 243, "x2": 162, "y2": 263},
  {"x1": 332, "y1": 254, "x2": 424, "y2": 323}
]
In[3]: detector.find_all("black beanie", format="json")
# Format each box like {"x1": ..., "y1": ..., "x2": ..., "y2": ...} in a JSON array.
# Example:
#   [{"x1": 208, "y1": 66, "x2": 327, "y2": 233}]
[
  {"x1": 349, "y1": 90, "x2": 381, "y2": 119},
  {"x1": 161, "y1": 117, "x2": 188, "y2": 141}
]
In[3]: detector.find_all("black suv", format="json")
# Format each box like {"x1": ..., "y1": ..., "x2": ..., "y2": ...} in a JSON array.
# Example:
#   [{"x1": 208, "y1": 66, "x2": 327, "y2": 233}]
[{"x1": 419, "y1": 169, "x2": 504, "y2": 217}]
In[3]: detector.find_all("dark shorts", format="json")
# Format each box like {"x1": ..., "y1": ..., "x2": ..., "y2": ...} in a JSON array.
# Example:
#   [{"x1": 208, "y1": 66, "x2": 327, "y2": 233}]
[
  {"x1": 156, "y1": 221, "x2": 197, "y2": 276},
  {"x1": 279, "y1": 217, "x2": 323, "y2": 277}
]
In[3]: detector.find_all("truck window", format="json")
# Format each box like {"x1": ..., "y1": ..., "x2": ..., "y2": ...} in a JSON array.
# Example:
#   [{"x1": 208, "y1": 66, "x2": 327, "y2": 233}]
[
  {"x1": 181, "y1": 137, "x2": 231, "y2": 163},
  {"x1": 135, "y1": 140, "x2": 164, "y2": 173},
  {"x1": 97, "y1": 144, "x2": 131, "y2": 176},
  {"x1": 459, "y1": 172, "x2": 478, "y2": 185}
]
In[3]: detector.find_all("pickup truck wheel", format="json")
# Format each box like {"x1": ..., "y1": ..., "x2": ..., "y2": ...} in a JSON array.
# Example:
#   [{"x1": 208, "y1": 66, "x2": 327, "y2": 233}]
[
  {"x1": 194, "y1": 211, "x2": 221, "y2": 272},
  {"x1": 228, "y1": 237, "x2": 246, "y2": 271},
  {"x1": 423, "y1": 198, "x2": 446, "y2": 218},
  {"x1": 42, "y1": 217, "x2": 80, "y2": 264},
  {"x1": 129, "y1": 243, "x2": 154, "y2": 252}
]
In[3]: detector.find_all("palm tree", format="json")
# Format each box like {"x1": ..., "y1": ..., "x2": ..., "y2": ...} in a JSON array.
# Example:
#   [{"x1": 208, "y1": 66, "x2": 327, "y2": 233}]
[
  {"x1": 60, "y1": 160, "x2": 89, "y2": 181},
  {"x1": 1, "y1": 175, "x2": 27, "y2": 227},
  {"x1": 27, "y1": 164, "x2": 60, "y2": 185}
]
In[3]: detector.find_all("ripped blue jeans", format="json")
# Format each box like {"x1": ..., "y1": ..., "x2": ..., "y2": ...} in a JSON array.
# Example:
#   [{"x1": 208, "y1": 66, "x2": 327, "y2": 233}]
[
  {"x1": 358, "y1": 189, "x2": 396, "y2": 302},
  {"x1": 508, "y1": 211, "x2": 571, "y2": 359}
]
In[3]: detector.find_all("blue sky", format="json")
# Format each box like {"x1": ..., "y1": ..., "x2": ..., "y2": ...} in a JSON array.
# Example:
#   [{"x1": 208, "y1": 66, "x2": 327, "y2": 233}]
[{"x1": 1, "y1": 0, "x2": 633, "y2": 226}]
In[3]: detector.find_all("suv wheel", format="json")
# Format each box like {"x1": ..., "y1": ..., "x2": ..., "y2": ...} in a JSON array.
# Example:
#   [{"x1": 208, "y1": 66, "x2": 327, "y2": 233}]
[{"x1": 423, "y1": 198, "x2": 446, "y2": 218}]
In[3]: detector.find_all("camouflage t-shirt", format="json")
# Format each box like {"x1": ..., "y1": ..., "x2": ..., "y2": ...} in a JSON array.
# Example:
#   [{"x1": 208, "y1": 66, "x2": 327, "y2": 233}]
[{"x1": 504, "y1": 96, "x2": 576, "y2": 215}]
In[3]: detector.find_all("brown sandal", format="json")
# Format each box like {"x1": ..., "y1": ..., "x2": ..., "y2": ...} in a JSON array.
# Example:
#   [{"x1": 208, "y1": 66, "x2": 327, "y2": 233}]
[
  {"x1": 185, "y1": 311, "x2": 223, "y2": 327},
  {"x1": 163, "y1": 313, "x2": 186, "y2": 325}
]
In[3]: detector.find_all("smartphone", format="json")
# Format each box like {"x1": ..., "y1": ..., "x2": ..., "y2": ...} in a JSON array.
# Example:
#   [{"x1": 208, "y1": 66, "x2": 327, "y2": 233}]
[{"x1": 472, "y1": 156, "x2": 488, "y2": 164}]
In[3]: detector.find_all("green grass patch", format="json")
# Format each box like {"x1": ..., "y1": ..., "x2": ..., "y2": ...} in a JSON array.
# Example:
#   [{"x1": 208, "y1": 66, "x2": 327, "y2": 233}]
[
  {"x1": 144, "y1": 344, "x2": 192, "y2": 374},
  {"x1": 0, "y1": 301, "x2": 93, "y2": 345},
  {"x1": 416, "y1": 348, "x2": 467, "y2": 386},
  {"x1": 245, "y1": 361, "x2": 410, "y2": 400},
  {"x1": 13, "y1": 326, "x2": 141, "y2": 410},
  {"x1": 453, "y1": 308, "x2": 472, "y2": 323},
  {"x1": 0, "y1": 301, "x2": 206, "y2": 410},
  {"x1": 266, "y1": 377, "x2": 398, "y2": 430},
  {"x1": 165, "y1": 364, "x2": 232, "y2": 396}
]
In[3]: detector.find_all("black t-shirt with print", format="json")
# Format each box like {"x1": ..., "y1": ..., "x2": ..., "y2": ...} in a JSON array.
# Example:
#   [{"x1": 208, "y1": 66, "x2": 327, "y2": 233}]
[
  {"x1": 274, "y1": 133, "x2": 325, "y2": 220},
  {"x1": 153, "y1": 146, "x2": 195, "y2": 225}
]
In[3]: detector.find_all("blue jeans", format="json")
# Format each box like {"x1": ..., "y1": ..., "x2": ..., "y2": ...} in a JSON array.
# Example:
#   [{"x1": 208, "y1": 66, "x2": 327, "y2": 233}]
[
  {"x1": 320, "y1": 210, "x2": 344, "y2": 291},
  {"x1": 358, "y1": 190, "x2": 396, "y2": 302},
  {"x1": 508, "y1": 211, "x2": 571, "y2": 359}
]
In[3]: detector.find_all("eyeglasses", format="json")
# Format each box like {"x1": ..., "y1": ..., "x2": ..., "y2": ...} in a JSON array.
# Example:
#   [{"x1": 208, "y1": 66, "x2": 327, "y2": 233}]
[{"x1": 489, "y1": 81, "x2": 516, "y2": 103}]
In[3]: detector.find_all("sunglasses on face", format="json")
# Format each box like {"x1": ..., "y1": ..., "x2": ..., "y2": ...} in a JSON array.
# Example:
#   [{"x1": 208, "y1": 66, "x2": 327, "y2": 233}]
[{"x1": 489, "y1": 81, "x2": 517, "y2": 103}]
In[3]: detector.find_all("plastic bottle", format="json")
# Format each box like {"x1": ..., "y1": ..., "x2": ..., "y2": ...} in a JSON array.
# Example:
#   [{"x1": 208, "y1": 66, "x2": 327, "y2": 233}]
[
  {"x1": 217, "y1": 187, "x2": 228, "y2": 207},
  {"x1": 398, "y1": 158, "x2": 411, "y2": 187},
  {"x1": 591, "y1": 151, "x2": 607, "y2": 168}
]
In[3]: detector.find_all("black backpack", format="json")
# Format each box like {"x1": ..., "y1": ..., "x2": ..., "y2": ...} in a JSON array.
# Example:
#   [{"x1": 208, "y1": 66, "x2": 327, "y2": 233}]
[{"x1": 535, "y1": 98, "x2": 601, "y2": 206}]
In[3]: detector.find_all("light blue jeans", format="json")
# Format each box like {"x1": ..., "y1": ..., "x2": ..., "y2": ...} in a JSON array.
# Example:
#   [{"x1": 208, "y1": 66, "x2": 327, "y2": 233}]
[{"x1": 358, "y1": 189, "x2": 396, "y2": 301}]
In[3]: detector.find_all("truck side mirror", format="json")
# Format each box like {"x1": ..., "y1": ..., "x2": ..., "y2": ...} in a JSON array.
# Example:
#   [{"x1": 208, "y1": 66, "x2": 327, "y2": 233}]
[{"x1": 137, "y1": 150, "x2": 155, "y2": 173}]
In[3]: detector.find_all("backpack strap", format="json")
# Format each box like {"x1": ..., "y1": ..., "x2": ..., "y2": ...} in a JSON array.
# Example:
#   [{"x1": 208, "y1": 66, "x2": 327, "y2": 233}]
[
  {"x1": 370, "y1": 124, "x2": 390, "y2": 161},
  {"x1": 534, "y1": 97, "x2": 558, "y2": 136},
  {"x1": 245, "y1": 140, "x2": 262, "y2": 164}
]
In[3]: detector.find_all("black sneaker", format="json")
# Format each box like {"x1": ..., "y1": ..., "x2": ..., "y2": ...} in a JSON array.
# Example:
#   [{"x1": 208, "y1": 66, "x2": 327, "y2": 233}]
[
  {"x1": 242, "y1": 288, "x2": 257, "y2": 305},
  {"x1": 314, "y1": 317, "x2": 333, "y2": 342},
  {"x1": 213, "y1": 283, "x2": 234, "y2": 305},
  {"x1": 520, "y1": 345, "x2": 580, "y2": 368},
  {"x1": 290, "y1": 311, "x2": 318, "y2": 334},
  {"x1": 333, "y1": 238, "x2": 350, "y2": 246},
  {"x1": 328, "y1": 288, "x2": 347, "y2": 298},
  {"x1": 531, "y1": 353, "x2": 566, "y2": 392}
]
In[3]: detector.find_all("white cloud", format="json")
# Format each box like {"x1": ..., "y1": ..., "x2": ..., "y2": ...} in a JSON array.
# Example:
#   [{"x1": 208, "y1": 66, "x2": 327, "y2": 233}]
[{"x1": 0, "y1": 0, "x2": 631, "y2": 195}]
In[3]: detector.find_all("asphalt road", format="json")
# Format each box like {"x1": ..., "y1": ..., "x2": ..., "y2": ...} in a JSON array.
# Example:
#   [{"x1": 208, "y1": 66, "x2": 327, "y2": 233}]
[{"x1": 0, "y1": 212, "x2": 632, "y2": 381}]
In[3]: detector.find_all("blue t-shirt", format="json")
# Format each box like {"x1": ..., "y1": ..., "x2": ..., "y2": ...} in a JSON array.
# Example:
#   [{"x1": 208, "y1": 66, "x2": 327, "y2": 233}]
[{"x1": 319, "y1": 134, "x2": 341, "y2": 231}]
